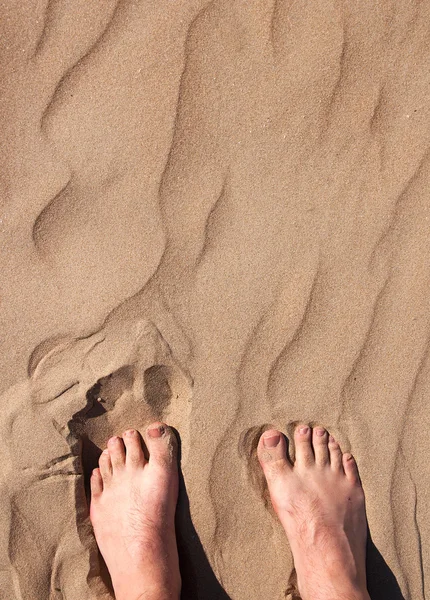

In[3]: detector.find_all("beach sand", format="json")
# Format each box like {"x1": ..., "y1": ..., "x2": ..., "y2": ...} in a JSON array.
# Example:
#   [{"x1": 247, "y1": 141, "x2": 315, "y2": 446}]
[{"x1": 0, "y1": 1, "x2": 429, "y2": 598}]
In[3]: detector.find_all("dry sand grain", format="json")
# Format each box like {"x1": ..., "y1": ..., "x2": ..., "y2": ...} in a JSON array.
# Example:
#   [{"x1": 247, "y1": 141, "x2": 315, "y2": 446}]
[{"x1": 1, "y1": 1, "x2": 429, "y2": 598}]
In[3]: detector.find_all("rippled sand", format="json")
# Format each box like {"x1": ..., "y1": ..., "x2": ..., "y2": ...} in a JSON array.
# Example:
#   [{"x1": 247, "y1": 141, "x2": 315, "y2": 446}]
[{"x1": 0, "y1": 1, "x2": 429, "y2": 598}]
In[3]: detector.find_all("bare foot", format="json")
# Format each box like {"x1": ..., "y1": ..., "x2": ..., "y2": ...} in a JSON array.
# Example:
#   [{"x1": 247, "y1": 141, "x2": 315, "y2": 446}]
[
  {"x1": 258, "y1": 425, "x2": 370, "y2": 600},
  {"x1": 89, "y1": 423, "x2": 181, "y2": 600}
]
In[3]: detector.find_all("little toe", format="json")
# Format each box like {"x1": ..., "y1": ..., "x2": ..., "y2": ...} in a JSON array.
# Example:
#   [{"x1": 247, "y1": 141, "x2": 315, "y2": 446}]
[
  {"x1": 313, "y1": 427, "x2": 330, "y2": 467},
  {"x1": 123, "y1": 429, "x2": 146, "y2": 469},
  {"x1": 343, "y1": 453, "x2": 360, "y2": 485},
  {"x1": 145, "y1": 422, "x2": 178, "y2": 469},
  {"x1": 328, "y1": 435, "x2": 343, "y2": 472},
  {"x1": 294, "y1": 425, "x2": 314, "y2": 467},
  {"x1": 257, "y1": 429, "x2": 292, "y2": 481},
  {"x1": 99, "y1": 449, "x2": 112, "y2": 481},
  {"x1": 107, "y1": 436, "x2": 126, "y2": 471},
  {"x1": 90, "y1": 467, "x2": 103, "y2": 497}
]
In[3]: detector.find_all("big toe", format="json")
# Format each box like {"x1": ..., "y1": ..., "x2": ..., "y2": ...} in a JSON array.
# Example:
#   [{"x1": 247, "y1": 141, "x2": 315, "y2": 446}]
[
  {"x1": 257, "y1": 429, "x2": 292, "y2": 481},
  {"x1": 144, "y1": 422, "x2": 178, "y2": 470}
]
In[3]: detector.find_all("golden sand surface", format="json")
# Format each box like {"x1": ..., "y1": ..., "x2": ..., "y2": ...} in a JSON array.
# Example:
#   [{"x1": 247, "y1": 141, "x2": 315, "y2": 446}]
[{"x1": 0, "y1": 1, "x2": 429, "y2": 598}]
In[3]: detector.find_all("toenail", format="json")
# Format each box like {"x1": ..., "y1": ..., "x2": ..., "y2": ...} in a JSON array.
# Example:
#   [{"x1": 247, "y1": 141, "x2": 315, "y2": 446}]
[
  {"x1": 329, "y1": 435, "x2": 336, "y2": 443},
  {"x1": 316, "y1": 428, "x2": 326, "y2": 436},
  {"x1": 345, "y1": 453, "x2": 354, "y2": 461},
  {"x1": 263, "y1": 433, "x2": 280, "y2": 448},
  {"x1": 124, "y1": 429, "x2": 135, "y2": 437},
  {"x1": 102, "y1": 449, "x2": 109, "y2": 454},
  {"x1": 148, "y1": 425, "x2": 165, "y2": 438},
  {"x1": 299, "y1": 426, "x2": 309, "y2": 434},
  {"x1": 108, "y1": 436, "x2": 119, "y2": 444}
]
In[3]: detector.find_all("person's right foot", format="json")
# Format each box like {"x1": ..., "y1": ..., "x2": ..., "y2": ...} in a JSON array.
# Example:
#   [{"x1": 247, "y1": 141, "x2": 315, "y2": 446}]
[
  {"x1": 258, "y1": 425, "x2": 370, "y2": 600},
  {"x1": 89, "y1": 423, "x2": 181, "y2": 600}
]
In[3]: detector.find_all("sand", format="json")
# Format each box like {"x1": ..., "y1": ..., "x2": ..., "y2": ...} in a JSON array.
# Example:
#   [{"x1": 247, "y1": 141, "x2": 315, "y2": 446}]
[{"x1": 0, "y1": 1, "x2": 429, "y2": 598}]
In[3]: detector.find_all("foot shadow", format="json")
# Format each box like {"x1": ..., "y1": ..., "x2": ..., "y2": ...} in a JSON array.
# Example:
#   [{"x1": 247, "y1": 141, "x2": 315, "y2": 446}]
[
  {"x1": 174, "y1": 429, "x2": 232, "y2": 600},
  {"x1": 366, "y1": 532, "x2": 406, "y2": 600}
]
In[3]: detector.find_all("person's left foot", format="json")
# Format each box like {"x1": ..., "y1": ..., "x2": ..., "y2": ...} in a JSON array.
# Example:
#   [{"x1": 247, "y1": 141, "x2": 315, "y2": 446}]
[
  {"x1": 257, "y1": 424, "x2": 369, "y2": 600},
  {"x1": 89, "y1": 423, "x2": 181, "y2": 600}
]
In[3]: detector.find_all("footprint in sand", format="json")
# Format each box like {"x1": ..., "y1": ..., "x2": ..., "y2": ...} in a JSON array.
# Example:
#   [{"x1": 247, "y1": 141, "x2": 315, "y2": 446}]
[{"x1": 0, "y1": 318, "x2": 192, "y2": 600}]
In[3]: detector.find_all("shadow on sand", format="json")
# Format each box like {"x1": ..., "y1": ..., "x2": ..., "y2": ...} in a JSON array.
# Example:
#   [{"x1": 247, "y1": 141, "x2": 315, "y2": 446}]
[
  {"x1": 176, "y1": 474, "x2": 406, "y2": 600},
  {"x1": 82, "y1": 426, "x2": 404, "y2": 600},
  {"x1": 174, "y1": 430, "x2": 232, "y2": 600},
  {"x1": 176, "y1": 470, "x2": 232, "y2": 600},
  {"x1": 366, "y1": 532, "x2": 406, "y2": 600}
]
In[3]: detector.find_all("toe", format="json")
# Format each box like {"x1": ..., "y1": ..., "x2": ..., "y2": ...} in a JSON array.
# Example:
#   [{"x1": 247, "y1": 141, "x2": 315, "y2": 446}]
[
  {"x1": 258, "y1": 429, "x2": 293, "y2": 516},
  {"x1": 144, "y1": 422, "x2": 178, "y2": 469},
  {"x1": 99, "y1": 449, "x2": 113, "y2": 481},
  {"x1": 257, "y1": 429, "x2": 292, "y2": 482},
  {"x1": 123, "y1": 429, "x2": 146, "y2": 468},
  {"x1": 90, "y1": 467, "x2": 103, "y2": 497},
  {"x1": 343, "y1": 453, "x2": 360, "y2": 485},
  {"x1": 294, "y1": 425, "x2": 314, "y2": 467},
  {"x1": 313, "y1": 427, "x2": 329, "y2": 467},
  {"x1": 107, "y1": 436, "x2": 126, "y2": 471},
  {"x1": 328, "y1": 435, "x2": 343, "y2": 472}
]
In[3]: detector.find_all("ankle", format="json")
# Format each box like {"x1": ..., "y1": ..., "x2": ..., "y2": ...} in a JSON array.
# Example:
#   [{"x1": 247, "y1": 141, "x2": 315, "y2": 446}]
[
  {"x1": 300, "y1": 591, "x2": 370, "y2": 600},
  {"x1": 120, "y1": 588, "x2": 180, "y2": 600},
  {"x1": 135, "y1": 593, "x2": 181, "y2": 600},
  {"x1": 298, "y1": 581, "x2": 371, "y2": 600},
  {"x1": 114, "y1": 577, "x2": 181, "y2": 600},
  {"x1": 296, "y1": 566, "x2": 369, "y2": 600},
  {"x1": 294, "y1": 539, "x2": 369, "y2": 600}
]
